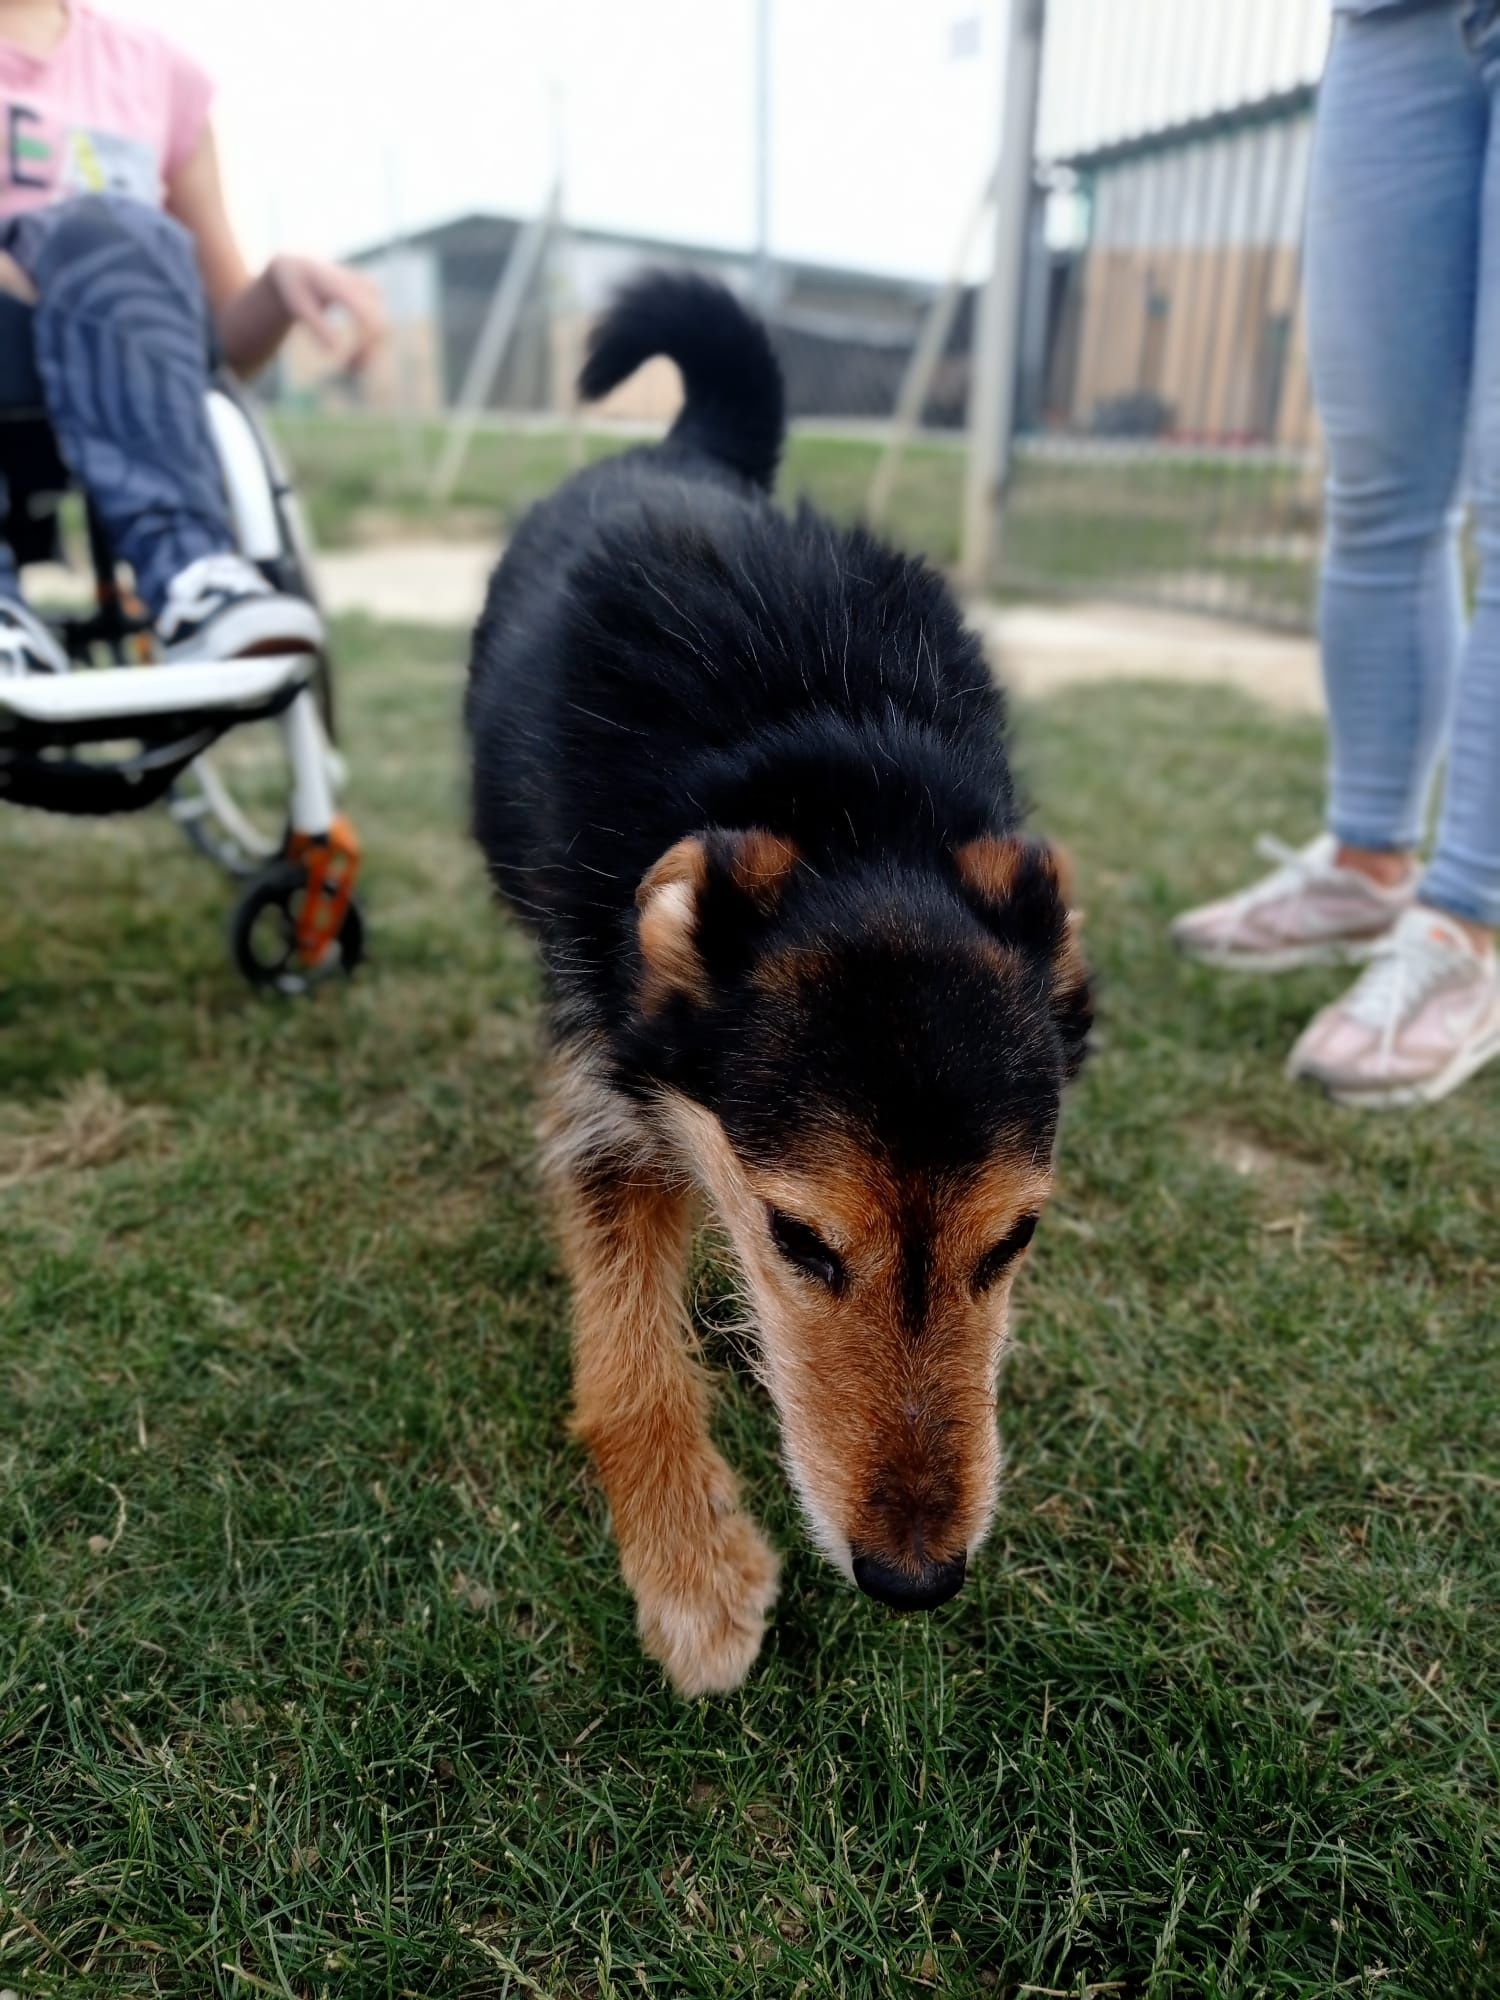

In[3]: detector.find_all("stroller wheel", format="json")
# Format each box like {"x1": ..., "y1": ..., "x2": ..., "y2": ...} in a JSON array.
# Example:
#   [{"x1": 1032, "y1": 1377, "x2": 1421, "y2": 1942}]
[{"x1": 230, "y1": 858, "x2": 365, "y2": 995}]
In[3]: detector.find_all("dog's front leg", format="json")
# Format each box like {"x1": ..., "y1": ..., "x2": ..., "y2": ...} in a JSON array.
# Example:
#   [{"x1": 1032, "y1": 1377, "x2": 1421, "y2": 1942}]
[{"x1": 554, "y1": 1155, "x2": 779, "y2": 1696}]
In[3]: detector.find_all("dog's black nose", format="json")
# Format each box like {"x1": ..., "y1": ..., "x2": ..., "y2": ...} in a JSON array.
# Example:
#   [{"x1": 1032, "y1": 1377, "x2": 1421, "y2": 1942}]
[{"x1": 852, "y1": 1548, "x2": 967, "y2": 1613}]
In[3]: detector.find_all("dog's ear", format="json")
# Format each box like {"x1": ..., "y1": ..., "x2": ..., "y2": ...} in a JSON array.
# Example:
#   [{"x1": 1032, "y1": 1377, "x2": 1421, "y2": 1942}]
[
  {"x1": 954, "y1": 835, "x2": 1093, "y2": 1079},
  {"x1": 636, "y1": 828, "x2": 799, "y2": 1013}
]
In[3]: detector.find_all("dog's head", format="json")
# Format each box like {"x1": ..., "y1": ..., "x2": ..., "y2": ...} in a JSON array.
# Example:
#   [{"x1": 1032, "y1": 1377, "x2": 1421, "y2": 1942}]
[{"x1": 634, "y1": 827, "x2": 1091, "y2": 1610}]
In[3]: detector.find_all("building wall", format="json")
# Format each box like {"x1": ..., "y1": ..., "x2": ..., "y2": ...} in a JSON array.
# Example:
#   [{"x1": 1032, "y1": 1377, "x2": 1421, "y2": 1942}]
[
  {"x1": 1072, "y1": 242, "x2": 1315, "y2": 445},
  {"x1": 1064, "y1": 112, "x2": 1319, "y2": 449},
  {"x1": 334, "y1": 217, "x2": 954, "y2": 425},
  {"x1": 277, "y1": 242, "x2": 446, "y2": 414},
  {"x1": 1089, "y1": 118, "x2": 1313, "y2": 258},
  {"x1": 354, "y1": 244, "x2": 444, "y2": 413}
]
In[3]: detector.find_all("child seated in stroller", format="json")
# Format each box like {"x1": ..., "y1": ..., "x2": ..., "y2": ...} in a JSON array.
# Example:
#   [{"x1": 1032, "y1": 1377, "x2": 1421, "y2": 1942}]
[{"x1": 0, "y1": 0, "x2": 386, "y2": 676}]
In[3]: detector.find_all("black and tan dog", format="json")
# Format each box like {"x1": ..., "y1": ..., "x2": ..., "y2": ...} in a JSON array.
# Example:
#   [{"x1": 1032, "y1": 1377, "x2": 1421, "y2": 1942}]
[{"x1": 467, "y1": 272, "x2": 1091, "y2": 1696}]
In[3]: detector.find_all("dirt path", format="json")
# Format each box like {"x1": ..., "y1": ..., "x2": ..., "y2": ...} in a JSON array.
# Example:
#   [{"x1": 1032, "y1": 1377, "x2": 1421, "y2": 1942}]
[{"x1": 310, "y1": 540, "x2": 1324, "y2": 716}]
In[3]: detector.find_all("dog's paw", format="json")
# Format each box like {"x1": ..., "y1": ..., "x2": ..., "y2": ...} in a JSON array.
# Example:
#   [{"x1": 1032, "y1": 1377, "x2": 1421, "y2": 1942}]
[{"x1": 634, "y1": 1509, "x2": 780, "y2": 1698}]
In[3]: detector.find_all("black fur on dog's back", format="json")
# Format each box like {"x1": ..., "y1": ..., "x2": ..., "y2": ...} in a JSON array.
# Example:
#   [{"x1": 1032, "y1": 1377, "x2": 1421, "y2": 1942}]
[{"x1": 467, "y1": 272, "x2": 1087, "y2": 1172}]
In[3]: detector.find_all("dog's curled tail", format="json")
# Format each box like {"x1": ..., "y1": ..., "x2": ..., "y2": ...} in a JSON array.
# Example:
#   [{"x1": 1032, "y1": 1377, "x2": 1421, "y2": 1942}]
[{"x1": 579, "y1": 270, "x2": 785, "y2": 492}]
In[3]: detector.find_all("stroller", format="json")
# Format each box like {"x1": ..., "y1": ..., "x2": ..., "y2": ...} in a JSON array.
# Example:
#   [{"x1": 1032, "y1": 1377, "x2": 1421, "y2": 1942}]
[{"x1": 0, "y1": 295, "x2": 363, "y2": 995}]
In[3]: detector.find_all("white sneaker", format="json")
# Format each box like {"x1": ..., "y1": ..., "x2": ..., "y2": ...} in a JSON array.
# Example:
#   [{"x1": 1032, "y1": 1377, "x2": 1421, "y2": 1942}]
[
  {"x1": 1287, "y1": 906, "x2": 1500, "y2": 1108},
  {"x1": 157, "y1": 553, "x2": 323, "y2": 663},
  {"x1": 1171, "y1": 834, "x2": 1414, "y2": 972},
  {"x1": 0, "y1": 594, "x2": 70, "y2": 677}
]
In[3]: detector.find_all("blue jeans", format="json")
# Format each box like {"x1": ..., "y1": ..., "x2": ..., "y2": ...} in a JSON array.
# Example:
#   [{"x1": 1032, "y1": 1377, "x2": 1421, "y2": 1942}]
[
  {"x1": 1307, "y1": 0, "x2": 1500, "y2": 926},
  {"x1": 0, "y1": 195, "x2": 233, "y2": 615}
]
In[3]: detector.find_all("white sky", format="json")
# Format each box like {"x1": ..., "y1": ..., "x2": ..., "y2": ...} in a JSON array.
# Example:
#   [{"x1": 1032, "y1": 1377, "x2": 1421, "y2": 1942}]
[
  {"x1": 105, "y1": 0, "x2": 1330, "y2": 278},
  {"x1": 105, "y1": 0, "x2": 1002, "y2": 276}
]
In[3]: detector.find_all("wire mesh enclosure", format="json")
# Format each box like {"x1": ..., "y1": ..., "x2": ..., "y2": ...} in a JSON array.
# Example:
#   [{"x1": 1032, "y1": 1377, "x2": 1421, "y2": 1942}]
[
  {"x1": 1002, "y1": 0, "x2": 1332, "y2": 626},
  {"x1": 290, "y1": 0, "x2": 1341, "y2": 633}
]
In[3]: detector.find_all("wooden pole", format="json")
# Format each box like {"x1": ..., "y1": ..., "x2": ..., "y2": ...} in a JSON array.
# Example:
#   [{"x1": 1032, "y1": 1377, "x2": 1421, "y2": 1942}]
[
  {"x1": 869, "y1": 163, "x2": 997, "y2": 530},
  {"x1": 959, "y1": 0, "x2": 1047, "y2": 594},
  {"x1": 428, "y1": 178, "x2": 561, "y2": 506}
]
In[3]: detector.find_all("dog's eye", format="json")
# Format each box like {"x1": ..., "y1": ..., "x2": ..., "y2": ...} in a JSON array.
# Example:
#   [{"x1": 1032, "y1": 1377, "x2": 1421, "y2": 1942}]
[
  {"x1": 768, "y1": 1209, "x2": 846, "y2": 1292},
  {"x1": 972, "y1": 1213, "x2": 1039, "y2": 1293}
]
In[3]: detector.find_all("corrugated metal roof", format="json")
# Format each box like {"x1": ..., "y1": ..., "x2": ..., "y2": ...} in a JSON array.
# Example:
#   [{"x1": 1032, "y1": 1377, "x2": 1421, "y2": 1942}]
[
  {"x1": 347, "y1": 210, "x2": 939, "y2": 301},
  {"x1": 1056, "y1": 83, "x2": 1316, "y2": 173}
]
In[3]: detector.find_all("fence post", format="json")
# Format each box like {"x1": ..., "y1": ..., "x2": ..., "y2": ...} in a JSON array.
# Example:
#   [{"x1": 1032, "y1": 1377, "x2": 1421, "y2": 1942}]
[
  {"x1": 959, "y1": 0, "x2": 1047, "y2": 595},
  {"x1": 753, "y1": 0, "x2": 775, "y2": 313},
  {"x1": 428, "y1": 179, "x2": 561, "y2": 507},
  {"x1": 869, "y1": 162, "x2": 997, "y2": 531}
]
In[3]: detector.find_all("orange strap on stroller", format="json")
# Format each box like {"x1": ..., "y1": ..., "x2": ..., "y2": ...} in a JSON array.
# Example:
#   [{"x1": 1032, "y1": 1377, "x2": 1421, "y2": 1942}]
[{"x1": 288, "y1": 814, "x2": 361, "y2": 969}]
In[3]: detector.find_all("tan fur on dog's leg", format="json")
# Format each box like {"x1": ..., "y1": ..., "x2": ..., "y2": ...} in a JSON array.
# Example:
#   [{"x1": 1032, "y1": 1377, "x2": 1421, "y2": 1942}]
[{"x1": 548, "y1": 1117, "x2": 778, "y2": 1696}]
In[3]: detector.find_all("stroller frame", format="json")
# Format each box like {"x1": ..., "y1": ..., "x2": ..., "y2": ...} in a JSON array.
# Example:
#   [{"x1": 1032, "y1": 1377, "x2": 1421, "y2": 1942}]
[{"x1": 0, "y1": 301, "x2": 363, "y2": 994}]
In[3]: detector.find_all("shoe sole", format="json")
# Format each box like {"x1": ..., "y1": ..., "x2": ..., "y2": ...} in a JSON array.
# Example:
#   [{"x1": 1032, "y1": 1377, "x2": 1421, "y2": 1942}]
[
  {"x1": 163, "y1": 598, "x2": 324, "y2": 663},
  {"x1": 1173, "y1": 934, "x2": 1384, "y2": 974},
  {"x1": 1292, "y1": 1025, "x2": 1500, "y2": 1110}
]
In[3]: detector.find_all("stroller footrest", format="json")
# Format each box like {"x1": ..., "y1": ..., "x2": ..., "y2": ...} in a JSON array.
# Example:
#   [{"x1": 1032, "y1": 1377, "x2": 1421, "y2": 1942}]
[{"x1": 0, "y1": 654, "x2": 315, "y2": 733}]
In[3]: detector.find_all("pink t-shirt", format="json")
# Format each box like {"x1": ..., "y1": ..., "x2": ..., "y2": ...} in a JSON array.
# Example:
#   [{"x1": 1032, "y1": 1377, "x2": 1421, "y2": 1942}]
[{"x1": 0, "y1": 3, "x2": 213, "y2": 222}]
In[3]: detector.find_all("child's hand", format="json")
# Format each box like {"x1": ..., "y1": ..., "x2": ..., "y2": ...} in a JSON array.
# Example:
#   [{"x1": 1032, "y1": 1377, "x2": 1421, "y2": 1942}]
[{"x1": 267, "y1": 254, "x2": 387, "y2": 371}]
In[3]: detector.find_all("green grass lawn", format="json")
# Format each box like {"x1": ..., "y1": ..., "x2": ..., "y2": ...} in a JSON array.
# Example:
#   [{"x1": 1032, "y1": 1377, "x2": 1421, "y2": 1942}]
[
  {"x1": 267, "y1": 415, "x2": 975, "y2": 576},
  {"x1": 270, "y1": 415, "x2": 1319, "y2": 629},
  {"x1": 2, "y1": 622, "x2": 1495, "y2": 1998}
]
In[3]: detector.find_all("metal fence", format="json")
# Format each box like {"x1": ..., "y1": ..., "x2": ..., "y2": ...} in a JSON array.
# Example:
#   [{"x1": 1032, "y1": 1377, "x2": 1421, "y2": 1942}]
[
  {"x1": 294, "y1": 0, "x2": 1338, "y2": 632},
  {"x1": 994, "y1": 0, "x2": 1331, "y2": 627},
  {"x1": 858, "y1": 0, "x2": 1334, "y2": 625}
]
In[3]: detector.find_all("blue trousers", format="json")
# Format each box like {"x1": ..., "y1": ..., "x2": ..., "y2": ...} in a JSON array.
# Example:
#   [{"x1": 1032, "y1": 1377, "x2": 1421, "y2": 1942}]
[
  {"x1": 1307, "y1": 0, "x2": 1500, "y2": 925},
  {"x1": 0, "y1": 195, "x2": 234, "y2": 616}
]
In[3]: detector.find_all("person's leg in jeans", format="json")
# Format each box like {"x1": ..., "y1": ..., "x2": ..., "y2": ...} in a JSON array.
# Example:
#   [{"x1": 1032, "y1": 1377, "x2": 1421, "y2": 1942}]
[
  {"x1": 1426, "y1": 3, "x2": 1500, "y2": 932},
  {"x1": 1309, "y1": 5, "x2": 1484, "y2": 874},
  {"x1": 0, "y1": 195, "x2": 320, "y2": 662},
  {"x1": 1171, "y1": 5, "x2": 1481, "y2": 977},
  {"x1": 1287, "y1": 3, "x2": 1500, "y2": 1104}
]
